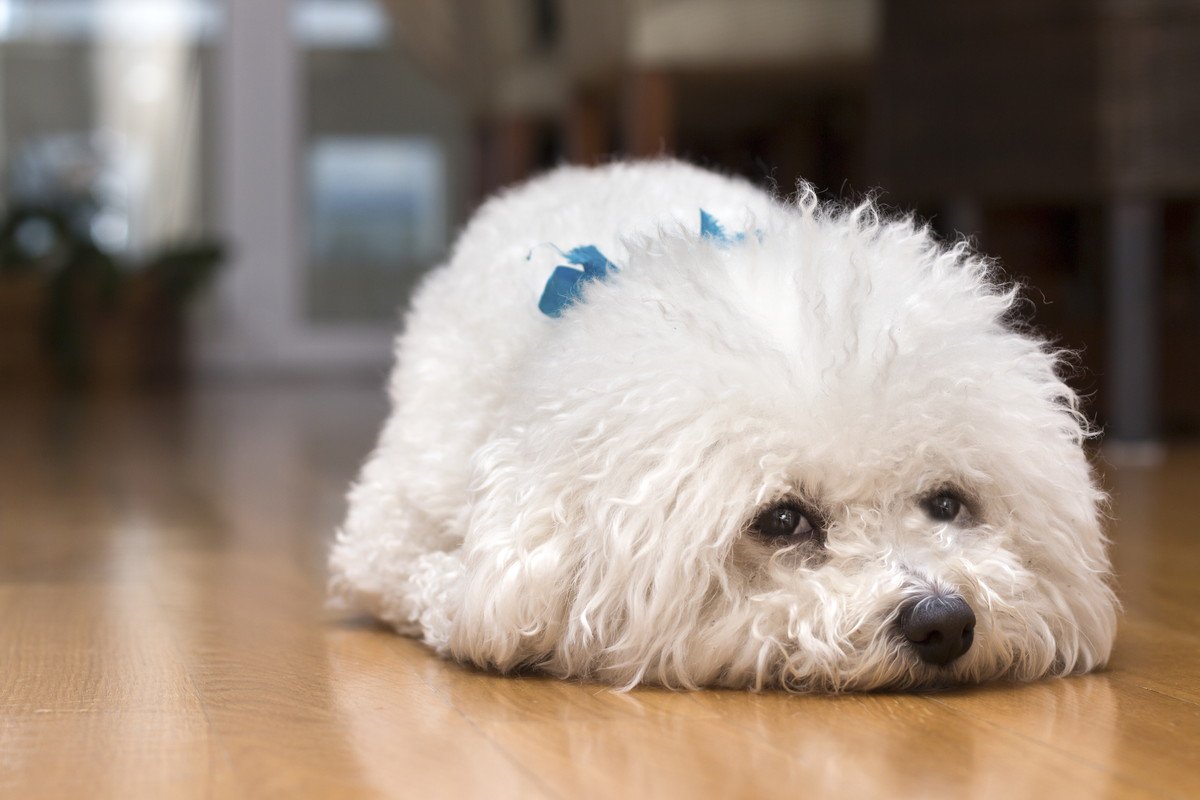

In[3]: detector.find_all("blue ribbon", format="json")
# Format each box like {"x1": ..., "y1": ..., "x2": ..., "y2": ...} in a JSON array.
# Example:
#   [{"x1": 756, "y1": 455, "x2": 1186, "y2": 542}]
[
  {"x1": 700, "y1": 209, "x2": 746, "y2": 245},
  {"x1": 538, "y1": 209, "x2": 740, "y2": 317},
  {"x1": 537, "y1": 245, "x2": 619, "y2": 318}
]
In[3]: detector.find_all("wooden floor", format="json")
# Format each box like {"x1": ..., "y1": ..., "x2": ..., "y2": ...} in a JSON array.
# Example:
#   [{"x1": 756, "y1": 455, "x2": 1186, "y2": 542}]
[{"x1": 1, "y1": 383, "x2": 1198, "y2": 799}]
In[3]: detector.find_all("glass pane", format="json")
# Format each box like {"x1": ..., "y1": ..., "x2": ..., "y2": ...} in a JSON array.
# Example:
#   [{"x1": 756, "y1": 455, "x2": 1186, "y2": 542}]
[
  {"x1": 298, "y1": 0, "x2": 471, "y2": 325},
  {"x1": 308, "y1": 137, "x2": 446, "y2": 268}
]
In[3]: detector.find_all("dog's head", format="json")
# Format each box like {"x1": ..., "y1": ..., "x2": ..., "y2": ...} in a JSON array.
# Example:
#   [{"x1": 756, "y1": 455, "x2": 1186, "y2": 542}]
[{"x1": 446, "y1": 197, "x2": 1117, "y2": 690}]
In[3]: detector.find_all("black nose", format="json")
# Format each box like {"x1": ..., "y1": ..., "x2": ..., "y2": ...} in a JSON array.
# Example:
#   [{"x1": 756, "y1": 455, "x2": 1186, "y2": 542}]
[{"x1": 899, "y1": 595, "x2": 976, "y2": 667}]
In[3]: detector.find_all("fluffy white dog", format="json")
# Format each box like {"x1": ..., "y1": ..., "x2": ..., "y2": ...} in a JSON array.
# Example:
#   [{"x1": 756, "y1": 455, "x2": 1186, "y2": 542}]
[{"x1": 329, "y1": 160, "x2": 1117, "y2": 691}]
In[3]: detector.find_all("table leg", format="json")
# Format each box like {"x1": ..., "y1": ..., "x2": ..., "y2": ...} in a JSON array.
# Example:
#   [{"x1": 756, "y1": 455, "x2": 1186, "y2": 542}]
[{"x1": 1105, "y1": 197, "x2": 1161, "y2": 445}]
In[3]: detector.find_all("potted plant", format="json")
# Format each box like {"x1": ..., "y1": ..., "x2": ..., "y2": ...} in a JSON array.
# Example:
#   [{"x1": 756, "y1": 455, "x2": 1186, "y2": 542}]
[{"x1": 0, "y1": 203, "x2": 224, "y2": 391}]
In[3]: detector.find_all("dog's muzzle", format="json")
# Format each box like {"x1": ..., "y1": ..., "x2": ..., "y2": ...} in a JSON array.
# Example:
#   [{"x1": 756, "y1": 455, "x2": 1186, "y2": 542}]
[{"x1": 898, "y1": 594, "x2": 976, "y2": 667}]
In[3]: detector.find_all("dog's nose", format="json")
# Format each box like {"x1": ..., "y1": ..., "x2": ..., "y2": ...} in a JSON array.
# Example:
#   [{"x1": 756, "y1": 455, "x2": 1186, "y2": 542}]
[{"x1": 899, "y1": 595, "x2": 976, "y2": 667}]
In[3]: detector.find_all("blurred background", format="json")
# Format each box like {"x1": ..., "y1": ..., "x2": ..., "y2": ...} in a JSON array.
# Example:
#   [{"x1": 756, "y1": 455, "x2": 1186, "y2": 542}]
[{"x1": 1, "y1": 0, "x2": 1197, "y2": 448}]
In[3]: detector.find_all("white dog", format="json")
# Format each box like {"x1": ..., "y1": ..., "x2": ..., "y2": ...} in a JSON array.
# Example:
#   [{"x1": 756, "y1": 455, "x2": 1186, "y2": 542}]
[{"x1": 329, "y1": 160, "x2": 1117, "y2": 691}]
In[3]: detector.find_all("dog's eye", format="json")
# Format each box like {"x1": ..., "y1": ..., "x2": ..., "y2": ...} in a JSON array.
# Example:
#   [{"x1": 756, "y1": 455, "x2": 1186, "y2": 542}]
[
  {"x1": 923, "y1": 491, "x2": 963, "y2": 522},
  {"x1": 750, "y1": 500, "x2": 824, "y2": 545}
]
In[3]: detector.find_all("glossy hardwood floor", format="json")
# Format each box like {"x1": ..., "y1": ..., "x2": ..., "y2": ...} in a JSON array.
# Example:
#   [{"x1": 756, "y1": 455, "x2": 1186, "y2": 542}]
[{"x1": 1, "y1": 383, "x2": 1197, "y2": 799}]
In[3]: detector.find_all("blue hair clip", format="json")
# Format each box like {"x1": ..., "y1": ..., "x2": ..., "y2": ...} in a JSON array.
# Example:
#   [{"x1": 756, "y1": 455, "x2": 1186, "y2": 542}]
[
  {"x1": 538, "y1": 210, "x2": 743, "y2": 317},
  {"x1": 538, "y1": 245, "x2": 620, "y2": 318},
  {"x1": 700, "y1": 209, "x2": 745, "y2": 246}
]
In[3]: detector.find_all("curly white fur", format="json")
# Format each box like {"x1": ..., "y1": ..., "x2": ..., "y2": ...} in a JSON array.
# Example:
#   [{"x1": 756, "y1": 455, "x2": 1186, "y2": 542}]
[{"x1": 329, "y1": 160, "x2": 1117, "y2": 691}]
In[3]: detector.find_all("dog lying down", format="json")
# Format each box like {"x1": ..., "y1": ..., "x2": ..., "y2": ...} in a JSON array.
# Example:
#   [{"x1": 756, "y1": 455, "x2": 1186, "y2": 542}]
[{"x1": 329, "y1": 160, "x2": 1117, "y2": 691}]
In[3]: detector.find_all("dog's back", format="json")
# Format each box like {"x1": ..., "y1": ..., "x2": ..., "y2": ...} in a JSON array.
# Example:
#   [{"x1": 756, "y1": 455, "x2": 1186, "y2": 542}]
[{"x1": 329, "y1": 160, "x2": 776, "y2": 630}]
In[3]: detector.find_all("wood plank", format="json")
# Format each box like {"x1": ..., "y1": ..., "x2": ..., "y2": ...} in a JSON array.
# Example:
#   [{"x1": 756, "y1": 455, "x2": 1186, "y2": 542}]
[
  {"x1": 1, "y1": 385, "x2": 1198, "y2": 798},
  {"x1": 0, "y1": 584, "x2": 239, "y2": 798},
  {"x1": 930, "y1": 676, "x2": 1200, "y2": 799}
]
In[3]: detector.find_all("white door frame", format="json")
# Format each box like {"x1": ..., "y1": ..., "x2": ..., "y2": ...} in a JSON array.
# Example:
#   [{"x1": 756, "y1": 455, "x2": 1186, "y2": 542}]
[{"x1": 195, "y1": 0, "x2": 394, "y2": 377}]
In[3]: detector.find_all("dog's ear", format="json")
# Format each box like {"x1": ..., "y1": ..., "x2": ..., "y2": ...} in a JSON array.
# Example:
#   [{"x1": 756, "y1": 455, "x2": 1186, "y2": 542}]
[
  {"x1": 446, "y1": 425, "x2": 751, "y2": 685},
  {"x1": 446, "y1": 432, "x2": 581, "y2": 672},
  {"x1": 1015, "y1": 443, "x2": 1118, "y2": 676}
]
